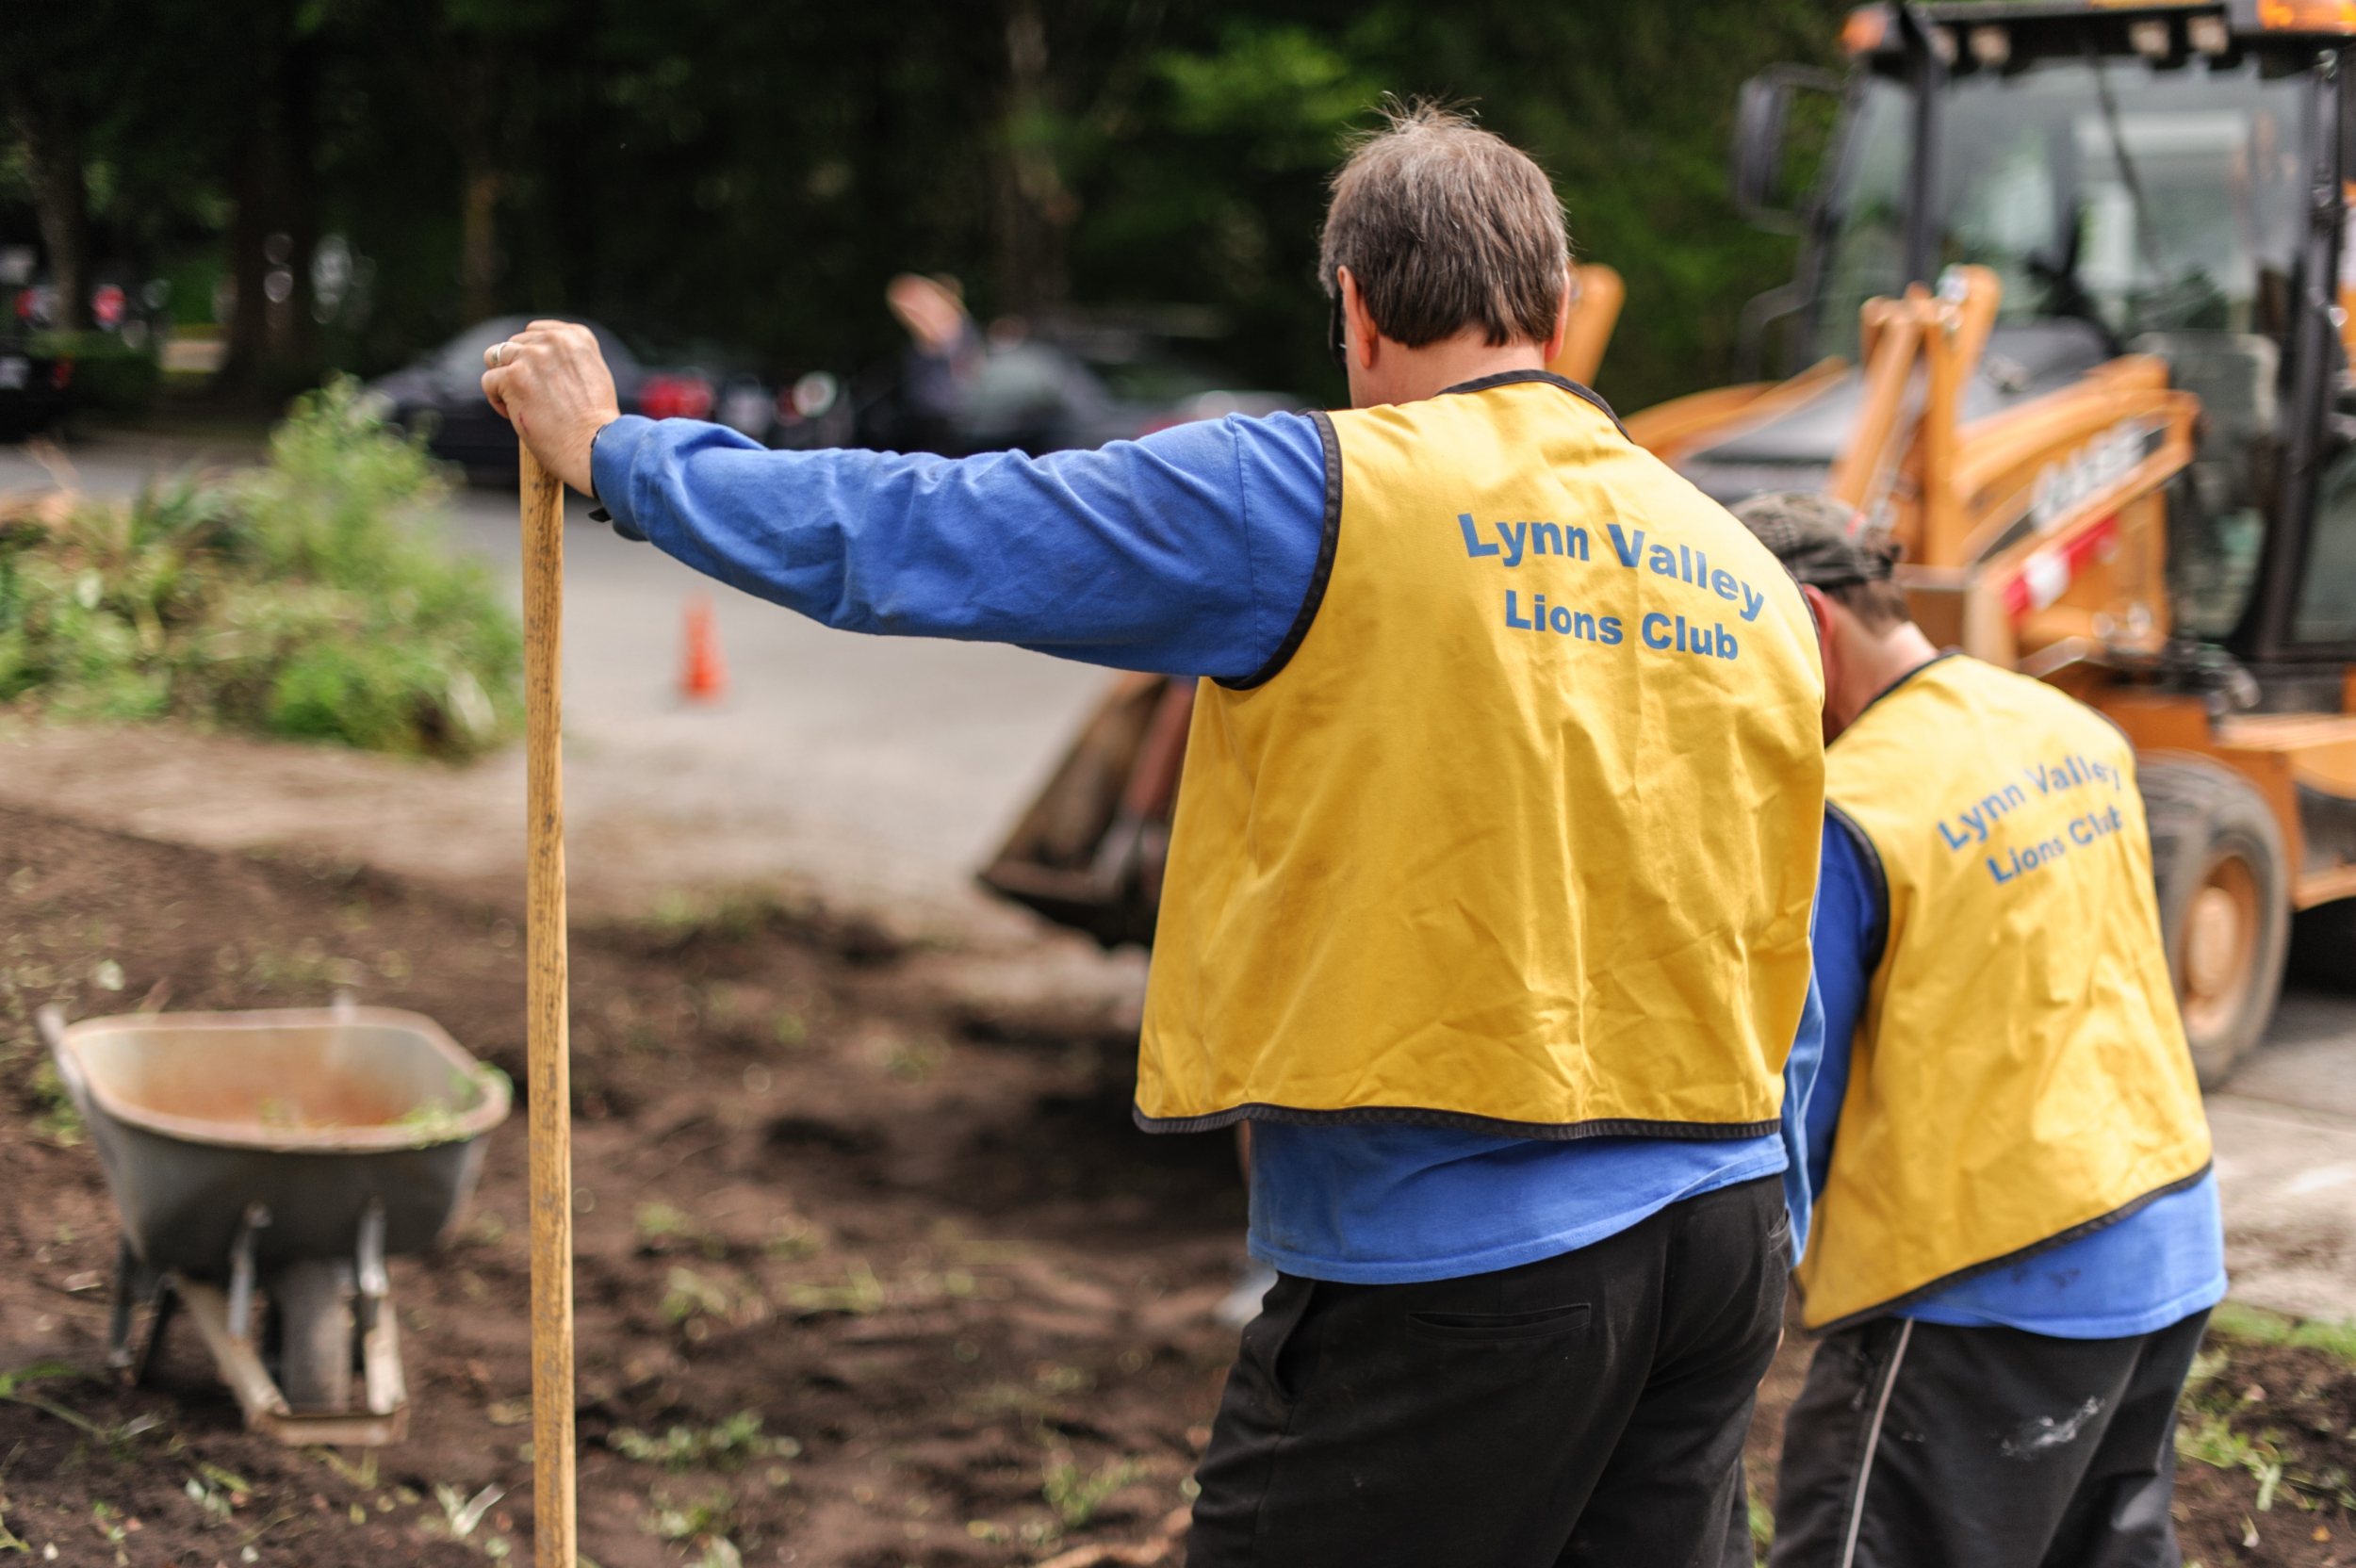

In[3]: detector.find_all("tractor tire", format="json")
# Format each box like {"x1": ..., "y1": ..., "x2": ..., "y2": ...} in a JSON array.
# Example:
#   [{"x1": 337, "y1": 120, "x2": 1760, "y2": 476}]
[
  {"x1": 270, "y1": 1260, "x2": 355, "y2": 1413},
  {"x1": 2141, "y1": 753, "x2": 2290, "y2": 1088}
]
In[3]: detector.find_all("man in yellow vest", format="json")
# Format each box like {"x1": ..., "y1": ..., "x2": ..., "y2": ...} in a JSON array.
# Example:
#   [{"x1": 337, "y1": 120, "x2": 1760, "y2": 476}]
[
  {"x1": 1731, "y1": 494, "x2": 2223, "y2": 1568},
  {"x1": 486, "y1": 104, "x2": 1828, "y2": 1566}
]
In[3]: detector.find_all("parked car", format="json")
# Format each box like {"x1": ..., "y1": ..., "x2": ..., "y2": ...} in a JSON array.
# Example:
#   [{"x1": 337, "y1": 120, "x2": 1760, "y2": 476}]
[
  {"x1": 364, "y1": 316, "x2": 774, "y2": 480},
  {"x1": 853, "y1": 327, "x2": 1298, "y2": 457},
  {"x1": 0, "y1": 335, "x2": 74, "y2": 440}
]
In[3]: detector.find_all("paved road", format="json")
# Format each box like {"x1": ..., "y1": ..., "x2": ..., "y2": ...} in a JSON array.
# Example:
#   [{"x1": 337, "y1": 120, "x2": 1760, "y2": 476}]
[
  {"x1": 8, "y1": 428, "x2": 2356, "y2": 1324},
  {"x1": 2, "y1": 430, "x2": 1113, "y2": 925}
]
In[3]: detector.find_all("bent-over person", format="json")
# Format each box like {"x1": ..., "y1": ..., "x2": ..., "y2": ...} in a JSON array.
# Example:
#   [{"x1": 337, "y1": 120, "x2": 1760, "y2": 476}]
[{"x1": 1735, "y1": 493, "x2": 2224, "y2": 1568}]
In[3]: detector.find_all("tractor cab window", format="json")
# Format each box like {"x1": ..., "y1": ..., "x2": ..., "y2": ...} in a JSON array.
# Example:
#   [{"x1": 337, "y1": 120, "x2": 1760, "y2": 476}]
[
  {"x1": 1812, "y1": 51, "x2": 2311, "y2": 643},
  {"x1": 1816, "y1": 56, "x2": 2306, "y2": 351}
]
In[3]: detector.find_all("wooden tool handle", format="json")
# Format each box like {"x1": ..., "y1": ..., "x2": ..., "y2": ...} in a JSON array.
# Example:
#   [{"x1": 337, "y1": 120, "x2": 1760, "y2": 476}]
[{"x1": 519, "y1": 442, "x2": 576, "y2": 1568}]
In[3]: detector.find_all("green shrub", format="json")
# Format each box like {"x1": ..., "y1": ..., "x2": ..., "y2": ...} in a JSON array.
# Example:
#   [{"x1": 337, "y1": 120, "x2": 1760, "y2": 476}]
[{"x1": 0, "y1": 376, "x2": 519, "y2": 756}]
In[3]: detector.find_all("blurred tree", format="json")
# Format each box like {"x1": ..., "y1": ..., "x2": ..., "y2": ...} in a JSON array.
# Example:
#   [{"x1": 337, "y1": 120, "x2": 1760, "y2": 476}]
[
  {"x1": 0, "y1": 0, "x2": 123, "y2": 332},
  {"x1": 4, "y1": 0, "x2": 1855, "y2": 413}
]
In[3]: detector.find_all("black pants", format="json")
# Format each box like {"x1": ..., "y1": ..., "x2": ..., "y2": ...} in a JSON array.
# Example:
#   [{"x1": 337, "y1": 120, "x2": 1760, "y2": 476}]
[
  {"x1": 1186, "y1": 1174, "x2": 1790, "y2": 1568},
  {"x1": 1769, "y1": 1308, "x2": 2210, "y2": 1568}
]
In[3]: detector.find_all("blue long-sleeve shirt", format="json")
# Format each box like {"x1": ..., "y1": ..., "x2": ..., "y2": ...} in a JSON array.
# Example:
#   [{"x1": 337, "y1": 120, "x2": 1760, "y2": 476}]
[
  {"x1": 1809, "y1": 809, "x2": 2225, "y2": 1337},
  {"x1": 593, "y1": 404, "x2": 1817, "y2": 1285}
]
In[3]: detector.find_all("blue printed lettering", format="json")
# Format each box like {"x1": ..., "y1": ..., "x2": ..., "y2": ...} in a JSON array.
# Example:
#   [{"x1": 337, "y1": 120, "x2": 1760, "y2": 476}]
[
  {"x1": 1676, "y1": 615, "x2": 1688, "y2": 652},
  {"x1": 1459, "y1": 514, "x2": 1500, "y2": 558},
  {"x1": 1608, "y1": 524, "x2": 1645, "y2": 568},
  {"x1": 1648, "y1": 545, "x2": 1679, "y2": 578},
  {"x1": 1570, "y1": 611, "x2": 1595, "y2": 640},
  {"x1": 1959, "y1": 805, "x2": 1988, "y2": 843},
  {"x1": 1642, "y1": 612, "x2": 1672, "y2": 649},
  {"x1": 1532, "y1": 522, "x2": 1562, "y2": 557},
  {"x1": 1497, "y1": 520, "x2": 1529, "y2": 567},
  {"x1": 1989, "y1": 838, "x2": 2068, "y2": 884},
  {"x1": 1532, "y1": 594, "x2": 1548, "y2": 629},
  {"x1": 1598, "y1": 616, "x2": 1624, "y2": 645},
  {"x1": 1562, "y1": 527, "x2": 1589, "y2": 562},
  {"x1": 2069, "y1": 804, "x2": 2125, "y2": 845},
  {"x1": 1712, "y1": 567, "x2": 1737, "y2": 602},
  {"x1": 1714, "y1": 625, "x2": 1738, "y2": 659},
  {"x1": 1505, "y1": 590, "x2": 1533, "y2": 629},
  {"x1": 1741, "y1": 583, "x2": 1766, "y2": 623},
  {"x1": 1939, "y1": 819, "x2": 1972, "y2": 851}
]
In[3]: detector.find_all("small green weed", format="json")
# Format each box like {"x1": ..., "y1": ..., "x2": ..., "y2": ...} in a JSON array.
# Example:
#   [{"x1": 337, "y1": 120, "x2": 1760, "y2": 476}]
[
  {"x1": 634, "y1": 1203, "x2": 727, "y2": 1259},
  {"x1": 645, "y1": 1486, "x2": 737, "y2": 1549},
  {"x1": 1041, "y1": 1452, "x2": 1139, "y2": 1528},
  {"x1": 780, "y1": 1259, "x2": 887, "y2": 1315},
  {"x1": 659, "y1": 1267, "x2": 738, "y2": 1327},
  {"x1": 26, "y1": 1060, "x2": 81, "y2": 1146},
  {"x1": 429, "y1": 1481, "x2": 502, "y2": 1540},
  {"x1": 608, "y1": 1413, "x2": 798, "y2": 1474}
]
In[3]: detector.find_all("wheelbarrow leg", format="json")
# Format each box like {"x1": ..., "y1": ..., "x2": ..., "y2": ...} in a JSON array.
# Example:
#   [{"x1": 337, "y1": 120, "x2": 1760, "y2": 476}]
[
  {"x1": 109, "y1": 1236, "x2": 174, "y2": 1385},
  {"x1": 227, "y1": 1201, "x2": 270, "y2": 1343}
]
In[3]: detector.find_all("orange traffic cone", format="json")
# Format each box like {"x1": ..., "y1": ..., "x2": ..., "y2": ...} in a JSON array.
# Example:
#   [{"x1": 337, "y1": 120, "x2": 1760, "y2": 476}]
[{"x1": 679, "y1": 594, "x2": 728, "y2": 704}]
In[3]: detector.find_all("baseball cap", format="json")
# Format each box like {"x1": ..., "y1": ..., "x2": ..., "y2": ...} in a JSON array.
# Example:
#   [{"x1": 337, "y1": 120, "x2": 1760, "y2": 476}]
[{"x1": 1728, "y1": 491, "x2": 1902, "y2": 590}]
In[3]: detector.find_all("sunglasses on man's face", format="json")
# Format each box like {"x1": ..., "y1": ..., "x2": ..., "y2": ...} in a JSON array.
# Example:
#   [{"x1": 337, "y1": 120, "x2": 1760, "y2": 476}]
[{"x1": 1328, "y1": 290, "x2": 1348, "y2": 369}]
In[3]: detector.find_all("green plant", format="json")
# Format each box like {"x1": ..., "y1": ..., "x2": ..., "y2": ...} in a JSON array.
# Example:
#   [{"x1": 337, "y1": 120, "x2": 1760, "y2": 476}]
[
  {"x1": 780, "y1": 1259, "x2": 888, "y2": 1315},
  {"x1": 660, "y1": 1267, "x2": 736, "y2": 1326},
  {"x1": 645, "y1": 1487, "x2": 737, "y2": 1549},
  {"x1": 1041, "y1": 1452, "x2": 1139, "y2": 1528},
  {"x1": 633, "y1": 1201, "x2": 726, "y2": 1258},
  {"x1": 1747, "y1": 1488, "x2": 1773, "y2": 1565},
  {"x1": 26, "y1": 1059, "x2": 81, "y2": 1145},
  {"x1": 0, "y1": 378, "x2": 520, "y2": 757},
  {"x1": 609, "y1": 1413, "x2": 797, "y2": 1473},
  {"x1": 431, "y1": 1482, "x2": 502, "y2": 1540}
]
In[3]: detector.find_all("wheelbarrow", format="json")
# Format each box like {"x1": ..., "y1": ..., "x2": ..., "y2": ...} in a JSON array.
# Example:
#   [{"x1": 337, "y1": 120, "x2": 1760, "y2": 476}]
[{"x1": 37, "y1": 1000, "x2": 511, "y2": 1446}]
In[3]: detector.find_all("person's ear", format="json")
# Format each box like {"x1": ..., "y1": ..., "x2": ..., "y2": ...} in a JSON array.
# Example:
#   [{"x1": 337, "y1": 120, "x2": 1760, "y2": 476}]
[
  {"x1": 1800, "y1": 583, "x2": 1839, "y2": 669},
  {"x1": 1800, "y1": 579, "x2": 1838, "y2": 640},
  {"x1": 1542, "y1": 266, "x2": 1574, "y2": 366},
  {"x1": 1339, "y1": 268, "x2": 1381, "y2": 371}
]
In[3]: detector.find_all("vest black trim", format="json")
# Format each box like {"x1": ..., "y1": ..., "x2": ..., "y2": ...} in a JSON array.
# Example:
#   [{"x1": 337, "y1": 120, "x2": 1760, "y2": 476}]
[
  {"x1": 1824, "y1": 800, "x2": 1891, "y2": 973},
  {"x1": 1219, "y1": 407, "x2": 1343, "y2": 692},
  {"x1": 1805, "y1": 1161, "x2": 2216, "y2": 1335},
  {"x1": 1436, "y1": 369, "x2": 1629, "y2": 440},
  {"x1": 1133, "y1": 1101, "x2": 1780, "y2": 1142}
]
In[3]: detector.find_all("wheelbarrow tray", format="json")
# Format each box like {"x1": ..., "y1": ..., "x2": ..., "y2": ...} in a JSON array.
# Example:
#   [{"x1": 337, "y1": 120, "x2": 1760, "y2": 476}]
[{"x1": 46, "y1": 1004, "x2": 510, "y2": 1280}]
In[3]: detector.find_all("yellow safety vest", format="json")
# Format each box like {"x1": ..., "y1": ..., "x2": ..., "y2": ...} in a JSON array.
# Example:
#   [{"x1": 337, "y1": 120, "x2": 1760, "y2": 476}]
[
  {"x1": 1796, "y1": 655, "x2": 2212, "y2": 1331},
  {"x1": 1136, "y1": 373, "x2": 1825, "y2": 1138}
]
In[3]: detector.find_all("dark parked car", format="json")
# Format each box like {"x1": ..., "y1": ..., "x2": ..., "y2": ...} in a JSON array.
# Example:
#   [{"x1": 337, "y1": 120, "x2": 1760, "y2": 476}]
[
  {"x1": 365, "y1": 316, "x2": 774, "y2": 480},
  {"x1": 854, "y1": 327, "x2": 1298, "y2": 457},
  {"x1": 0, "y1": 335, "x2": 74, "y2": 440}
]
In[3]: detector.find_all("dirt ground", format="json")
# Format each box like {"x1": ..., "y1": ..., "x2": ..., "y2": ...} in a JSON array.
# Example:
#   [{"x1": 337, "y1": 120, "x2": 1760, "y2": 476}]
[{"x1": 2, "y1": 804, "x2": 2352, "y2": 1567}]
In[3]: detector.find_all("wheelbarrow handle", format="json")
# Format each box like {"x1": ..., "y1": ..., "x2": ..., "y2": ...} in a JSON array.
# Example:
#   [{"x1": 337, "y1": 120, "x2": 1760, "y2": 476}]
[{"x1": 34, "y1": 1005, "x2": 92, "y2": 1116}]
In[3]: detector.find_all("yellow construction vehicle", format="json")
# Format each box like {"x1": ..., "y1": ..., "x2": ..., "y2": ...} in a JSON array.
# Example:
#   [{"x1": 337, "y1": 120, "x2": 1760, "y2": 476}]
[
  {"x1": 1632, "y1": 1, "x2": 2356, "y2": 1082},
  {"x1": 987, "y1": 0, "x2": 2356, "y2": 1086}
]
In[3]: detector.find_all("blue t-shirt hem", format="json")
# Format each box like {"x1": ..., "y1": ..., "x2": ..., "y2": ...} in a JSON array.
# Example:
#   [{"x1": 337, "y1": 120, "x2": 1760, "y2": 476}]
[
  {"x1": 1246, "y1": 1147, "x2": 1787, "y2": 1285},
  {"x1": 1895, "y1": 1270, "x2": 2228, "y2": 1339}
]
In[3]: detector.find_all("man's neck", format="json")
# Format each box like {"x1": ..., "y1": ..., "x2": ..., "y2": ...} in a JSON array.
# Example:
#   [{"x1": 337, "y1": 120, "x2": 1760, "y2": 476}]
[
  {"x1": 1348, "y1": 334, "x2": 1546, "y2": 409},
  {"x1": 1828, "y1": 625, "x2": 1943, "y2": 740}
]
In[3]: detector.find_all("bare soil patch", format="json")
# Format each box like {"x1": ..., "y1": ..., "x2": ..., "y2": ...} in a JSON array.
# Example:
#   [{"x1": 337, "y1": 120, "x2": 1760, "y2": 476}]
[
  {"x1": 0, "y1": 806, "x2": 1238, "y2": 1566},
  {"x1": 1, "y1": 802, "x2": 2349, "y2": 1566}
]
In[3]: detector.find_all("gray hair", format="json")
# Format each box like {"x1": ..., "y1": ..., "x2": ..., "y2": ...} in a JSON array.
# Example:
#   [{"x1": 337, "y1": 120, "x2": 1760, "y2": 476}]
[{"x1": 1318, "y1": 100, "x2": 1571, "y2": 350}]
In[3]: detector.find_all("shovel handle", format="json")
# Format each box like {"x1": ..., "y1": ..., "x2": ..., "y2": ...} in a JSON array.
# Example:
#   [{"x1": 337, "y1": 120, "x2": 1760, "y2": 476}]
[{"x1": 519, "y1": 441, "x2": 576, "y2": 1568}]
